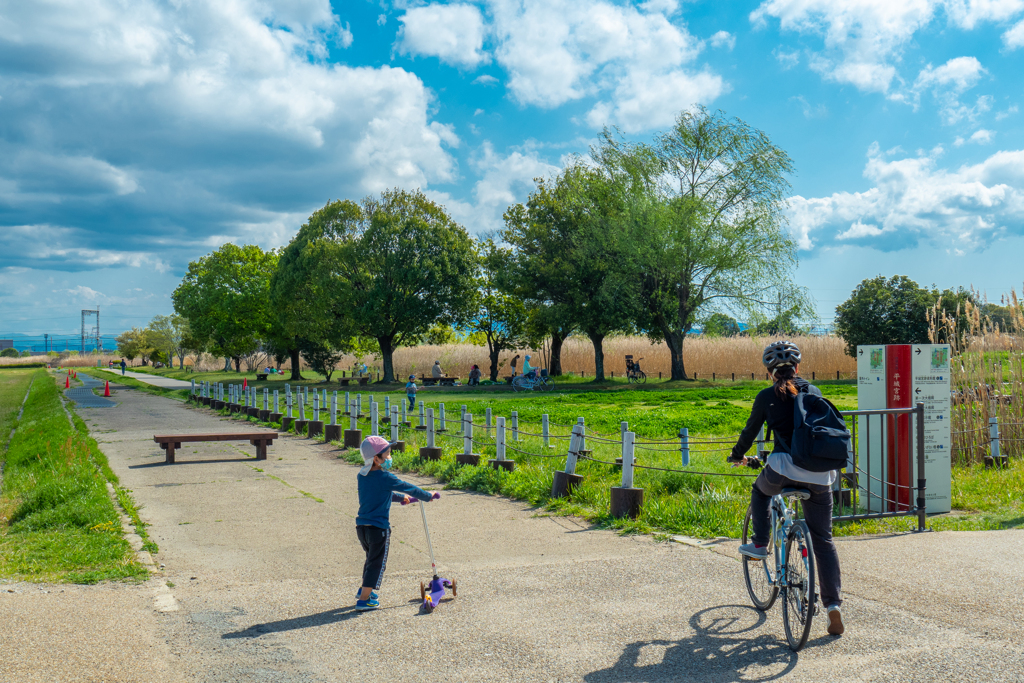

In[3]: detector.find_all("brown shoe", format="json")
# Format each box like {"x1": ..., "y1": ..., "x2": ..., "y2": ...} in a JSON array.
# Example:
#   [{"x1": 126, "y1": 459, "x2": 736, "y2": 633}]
[{"x1": 827, "y1": 607, "x2": 845, "y2": 635}]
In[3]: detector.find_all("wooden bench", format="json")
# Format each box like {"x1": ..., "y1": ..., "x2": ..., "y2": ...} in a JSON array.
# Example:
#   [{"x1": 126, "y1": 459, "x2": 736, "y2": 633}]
[
  {"x1": 337, "y1": 376, "x2": 370, "y2": 387},
  {"x1": 153, "y1": 432, "x2": 278, "y2": 464},
  {"x1": 256, "y1": 373, "x2": 268, "y2": 381},
  {"x1": 420, "y1": 375, "x2": 459, "y2": 387}
]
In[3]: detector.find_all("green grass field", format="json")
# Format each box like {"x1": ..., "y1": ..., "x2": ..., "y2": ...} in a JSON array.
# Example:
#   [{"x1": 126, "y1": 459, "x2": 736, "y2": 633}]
[{"x1": 0, "y1": 369, "x2": 150, "y2": 583}]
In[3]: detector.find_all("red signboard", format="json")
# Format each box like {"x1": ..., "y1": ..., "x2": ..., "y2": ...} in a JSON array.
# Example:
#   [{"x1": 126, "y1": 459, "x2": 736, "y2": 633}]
[{"x1": 885, "y1": 344, "x2": 912, "y2": 511}]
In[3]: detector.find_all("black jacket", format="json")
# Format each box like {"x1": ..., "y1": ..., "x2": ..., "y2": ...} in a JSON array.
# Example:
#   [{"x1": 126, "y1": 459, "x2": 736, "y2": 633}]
[{"x1": 730, "y1": 378, "x2": 821, "y2": 460}]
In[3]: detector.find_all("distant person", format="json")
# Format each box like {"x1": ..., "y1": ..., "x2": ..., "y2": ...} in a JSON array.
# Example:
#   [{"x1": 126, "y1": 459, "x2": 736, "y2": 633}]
[
  {"x1": 355, "y1": 435, "x2": 439, "y2": 611},
  {"x1": 120, "y1": 358, "x2": 127, "y2": 375},
  {"x1": 510, "y1": 354, "x2": 520, "y2": 377},
  {"x1": 405, "y1": 375, "x2": 417, "y2": 411},
  {"x1": 431, "y1": 360, "x2": 443, "y2": 378},
  {"x1": 468, "y1": 365, "x2": 481, "y2": 386}
]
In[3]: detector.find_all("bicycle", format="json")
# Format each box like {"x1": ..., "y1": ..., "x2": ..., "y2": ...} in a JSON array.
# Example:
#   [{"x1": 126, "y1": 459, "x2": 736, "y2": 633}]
[
  {"x1": 625, "y1": 356, "x2": 646, "y2": 384},
  {"x1": 511, "y1": 372, "x2": 553, "y2": 392},
  {"x1": 741, "y1": 459, "x2": 817, "y2": 651}
]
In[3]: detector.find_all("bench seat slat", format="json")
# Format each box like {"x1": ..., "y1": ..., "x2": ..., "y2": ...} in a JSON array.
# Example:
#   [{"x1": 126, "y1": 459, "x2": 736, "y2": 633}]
[{"x1": 154, "y1": 433, "x2": 278, "y2": 443}]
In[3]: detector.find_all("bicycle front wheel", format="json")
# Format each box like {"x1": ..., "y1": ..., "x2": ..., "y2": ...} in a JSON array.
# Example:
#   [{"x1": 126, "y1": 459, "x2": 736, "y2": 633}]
[
  {"x1": 638, "y1": 370, "x2": 647, "y2": 384},
  {"x1": 742, "y1": 505, "x2": 778, "y2": 610},
  {"x1": 511, "y1": 377, "x2": 526, "y2": 392},
  {"x1": 782, "y1": 520, "x2": 816, "y2": 651}
]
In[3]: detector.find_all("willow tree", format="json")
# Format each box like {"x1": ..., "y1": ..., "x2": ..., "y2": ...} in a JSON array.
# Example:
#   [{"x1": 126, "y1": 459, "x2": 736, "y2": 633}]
[{"x1": 604, "y1": 108, "x2": 808, "y2": 381}]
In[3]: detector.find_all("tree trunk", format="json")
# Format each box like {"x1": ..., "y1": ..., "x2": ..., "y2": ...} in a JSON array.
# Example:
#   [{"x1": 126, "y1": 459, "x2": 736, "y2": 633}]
[
  {"x1": 289, "y1": 347, "x2": 304, "y2": 381},
  {"x1": 488, "y1": 343, "x2": 501, "y2": 382},
  {"x1": 550, "y1": 332, "x2": 565, "y2": 376},
  {"x1": 588, "y1": 331, "x2": 606, "y2": 382},
  {"x1": 663, "y1": 327, "x2": 687, "y2": 380},
  {"x1": 378, "y1": 336, "x2": 397, "y2": 383},
  {"x1": 177, "y1": 353, "x2": 185, "y2": 369},
  {"x1": 233, "y1": 357, "x2": 241, "y2": 372},
  {"x1": 223, "y1": 356, "x2": 231, "y2": 371}
]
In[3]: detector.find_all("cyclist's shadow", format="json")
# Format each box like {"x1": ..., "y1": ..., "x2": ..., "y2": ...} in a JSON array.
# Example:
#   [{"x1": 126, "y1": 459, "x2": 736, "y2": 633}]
[{"x1": 583, "y1": 605, "x2": 797, "y2": 683}]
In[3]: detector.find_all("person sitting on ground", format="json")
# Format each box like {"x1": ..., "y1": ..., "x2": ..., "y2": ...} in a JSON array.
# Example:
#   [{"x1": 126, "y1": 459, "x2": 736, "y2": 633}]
[
  {"x1": 510, "y1": 354, "x2": 520, "y2": 377},
  {"x1": 431, "y1": 360, "x2": 443, "y2": 379},
  {"x1": 522, "y1": 354, "x2": 538, "y2": 380},
  {"x1": 728, "y1": 340, "x2": 845, "y2": 637},
  {"x1": 468, "y1": 365, "x2": 481, "y2": 385},
  {"x1": 355, "y1": 435, "x2": 439, "y2": 611}
]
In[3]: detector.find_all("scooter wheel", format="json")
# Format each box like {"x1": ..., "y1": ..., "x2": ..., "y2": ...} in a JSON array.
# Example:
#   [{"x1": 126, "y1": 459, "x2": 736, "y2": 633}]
[
  {"x1": 451, "y1": 578, "x2": 457, "y2": 597},
  {"x1": 423, "y1": 599, "x2": 434, "y2": 613}
]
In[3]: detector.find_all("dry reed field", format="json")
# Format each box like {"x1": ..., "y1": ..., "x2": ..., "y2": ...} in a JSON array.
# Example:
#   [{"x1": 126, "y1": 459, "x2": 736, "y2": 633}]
[{"x1": 379, "y1": 334, "x2": 856, "y2": 381}]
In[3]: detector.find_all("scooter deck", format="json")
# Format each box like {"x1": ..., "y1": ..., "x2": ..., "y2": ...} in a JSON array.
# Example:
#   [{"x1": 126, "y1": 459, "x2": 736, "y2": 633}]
[{"x1": 420, "y1": 577, "x2": 457, "y2": 612}]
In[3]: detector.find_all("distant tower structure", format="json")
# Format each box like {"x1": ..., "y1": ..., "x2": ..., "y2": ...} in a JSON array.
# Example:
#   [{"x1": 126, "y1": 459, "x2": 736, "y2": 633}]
[{"x1": 81, "y1": 309, "x2": 100, "y2": 354}]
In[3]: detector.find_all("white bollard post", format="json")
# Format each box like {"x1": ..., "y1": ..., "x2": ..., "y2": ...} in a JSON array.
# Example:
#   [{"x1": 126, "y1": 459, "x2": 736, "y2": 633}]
[
  {"x1": 680, "y1": 427, "x2": 690, "y2": 466},
  {"x1": 990, "y1": 413, "x2": 1002, "y2": 461},
  {"x1": 621, "y1": 431, "x2": 636, "y2": 489},
  {"x1": 356, "y1": 393, "x2": 362, "y2": 418},
  {"x1": 298, "y1": 393, "x2": 304, "y2": 421},
  {"x1": 511, "y1": 411, "x2": 520, "y2": 441},
  {"x1": 286, "y1": 389, "x2": 293, "y2": 418},
  {"x1": 486, "y1": 407, "x2": 492, "y2": 438},
  {"x1": 463, "y1": 413, "x2": 474, "y2": 455},
  {"x1": 391, "y1": 406, "x2": 399, "y2": 442},
  {"x1": 578, "y1": 417, "x2": 586, "y2": 451},
  {"x1": 313, "y1": 392, "x2": 320, "y2": 422},
  {"x1": 330, "y1": 393, "x2": 338, "y2": 426},
  {"x1": 191, "y1": 379, "x2": 196, "y2": 395},
  {"x1": 565, "y1": 424, "x2": 581, "y2": 475},
  {"x1": 621, "y1": 421, "x2": 628, "y2": 461},
  {"x1": 418, "y1": 400, "x2": 426, "y2": 429},
  {"x1": 427, "y1": 408, "x2": 436, "y2": 449},
  {"x1": 345, "y1": 391, "x2": 351, "y2": 415},
  {"x1": 384, "y1": 395, "x2": 390, "y2": 420},
  {"x1": 273, "y1": 390, "x2": 279, "y2": 414},
  {"x1": 371, "y1": 400, "x2": 379, "y2": 436},
  {"x1": 439, "y1": 403, "x2": 446, "y2": 431},
  {"x1": 542, "y1": 414, "x2": 550, "y2": 448},
  {"x1": 496, "y1": 416, "x2": 506, "y2": 461},
  {"x1": 401, "y1": 399, "x2": 408, "y2": 424},
  {"x1": 263, "y1": 388, "x2": 268, "y2": 411}
]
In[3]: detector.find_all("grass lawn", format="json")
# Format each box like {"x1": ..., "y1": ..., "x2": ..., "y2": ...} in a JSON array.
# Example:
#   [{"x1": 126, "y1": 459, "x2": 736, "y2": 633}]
[
  {"x1": 95, "y1": 365, "x2": 1024, "y2": 539},
  {"x1": 0, "y1": 369, "x2": 150, "y2": 583}
]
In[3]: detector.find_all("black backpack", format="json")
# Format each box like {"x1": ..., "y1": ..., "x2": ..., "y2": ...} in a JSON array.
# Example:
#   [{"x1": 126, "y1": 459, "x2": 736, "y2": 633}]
[{"x1": 777, "y1": 386, "x2": 851, "y2": 472}]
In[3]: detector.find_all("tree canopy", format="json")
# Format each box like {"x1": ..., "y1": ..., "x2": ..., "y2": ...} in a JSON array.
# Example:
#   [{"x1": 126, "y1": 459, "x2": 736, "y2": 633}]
[{"x1": 835, "y1": 275, "x2": 948, "y2": 356}]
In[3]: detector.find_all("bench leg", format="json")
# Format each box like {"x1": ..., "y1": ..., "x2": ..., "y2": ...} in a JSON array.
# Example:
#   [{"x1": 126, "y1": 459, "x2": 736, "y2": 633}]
[
  {"x1": 166, "y1": 443, "x2": 175, "y2": 464},
  {"x1": 255, "y1": 440, "x2": 267, "y2": 460}
]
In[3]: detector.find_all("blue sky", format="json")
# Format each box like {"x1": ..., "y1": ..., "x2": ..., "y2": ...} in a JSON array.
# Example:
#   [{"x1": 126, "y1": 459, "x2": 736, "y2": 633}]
[{"x1": 1, "y1": 0, "x2": 1023, "y2": 340}]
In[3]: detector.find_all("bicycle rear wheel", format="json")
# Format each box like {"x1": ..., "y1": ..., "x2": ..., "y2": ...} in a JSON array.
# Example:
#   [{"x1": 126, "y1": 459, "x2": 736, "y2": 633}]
[
  {"x1": 742, "y1": 506, "x2": 778, "y2": 610},
  {"x1": 638, "y1": 370, "x2": 647, "y2": 384},
  {"x1": 782, "y1": 520, "x2": 816, "y2": 651},
  {"x1": 511, "y1": 377, "x2": 526, "y2": 392}
]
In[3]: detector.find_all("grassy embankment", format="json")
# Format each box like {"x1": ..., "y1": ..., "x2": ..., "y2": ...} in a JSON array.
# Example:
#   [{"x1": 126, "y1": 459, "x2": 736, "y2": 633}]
[{"x1": 0, "y1": 369, "x2": 151, "y2": 583}]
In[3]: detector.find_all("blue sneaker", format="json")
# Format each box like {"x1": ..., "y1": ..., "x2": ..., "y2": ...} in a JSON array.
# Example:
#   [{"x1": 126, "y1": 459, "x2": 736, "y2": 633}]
[
  {"x1": 355, "y1": 597, "x2": 379, "y2": 611},
  {"x1": 356, "y1": 589, "x2": 379, "y2": 600}
]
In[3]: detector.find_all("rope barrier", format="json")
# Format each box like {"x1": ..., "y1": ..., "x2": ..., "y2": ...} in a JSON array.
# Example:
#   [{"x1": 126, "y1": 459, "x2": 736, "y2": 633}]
[{"x1": 577, "y1": 453, "x2": 756, "y2": 478}]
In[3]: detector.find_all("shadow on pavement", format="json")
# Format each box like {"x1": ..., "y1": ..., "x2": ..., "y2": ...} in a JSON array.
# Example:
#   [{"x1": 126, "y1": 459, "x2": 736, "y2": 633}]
[
  {"x1": 129, "y1": 458, "x2": 254, "y2": 468},
  {"x1": 221, "y1": 605, "x2": 387, "y2": 638},
  {"x1": 584, "y1": 605, "x2": 797, "y2": 682}
]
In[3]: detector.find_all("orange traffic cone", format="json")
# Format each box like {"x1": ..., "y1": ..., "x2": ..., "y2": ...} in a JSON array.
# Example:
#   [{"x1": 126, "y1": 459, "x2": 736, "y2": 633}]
[
  {"x1": 65, "y1": 375, "x2": 70, "y2": 388},
  {"x1": 243, "y1": 378, "x2": 248, "y2": 390},
  {"x1": 104, "y1": 380, "x2": 111, "y2": 397}
]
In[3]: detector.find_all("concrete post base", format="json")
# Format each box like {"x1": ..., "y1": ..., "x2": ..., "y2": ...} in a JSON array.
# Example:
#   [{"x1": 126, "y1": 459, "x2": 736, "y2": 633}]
[
  {"x1": 456, "y1": 454, "x2": 480, "y2": 466},
  {"x1": 281, "y1": 416, "x2": 294, "y2": 430},
  {"x1": 343, "y1": 429, "x2": 363, "y2": 448},
  {"x1": 307, "y1": 420, "x2": 324, "y2": 438},
  {"x1": 551, "y1": 471, "x2": 584, "y2": 499},
  {"x1": 402, "y1": 421, "x2": 412, "y2": 427},
  {"x1": 392, "y1": 441, "x2": 405, "y2": 452},
  {"x1": 414, "y1": 425, "x2": 427, "y2": 431},
  {"x1": 269, "y1": 412, "x2": 283, "y2": 424},
  {"x1": 258, "y1": 410, "x2": 270, "y2": 421},
  {"x1": 294, "y1": 420, "x2": 308, "y2": 434},
  {"x1": 489, "y1": 459, "x2": 515, "y2": 472},
  {"x1": 247, "y1": 407, "x2": 259, "y2": 418},
  {"x1": 324, "y1": 424, "x2": 342, "y2": 442},
  {"x1": 610, "y1": 487, "x2": 644, "y2": 519},
  {"x1": 984, "y1": 455, "x2": 1009, "y2": 468},
  {"x1": 229, "y1": 404, "x2": 240, "y2": 413},
  {"x1": 419, "y1": 446, "x2": 442, "y2": 460}
]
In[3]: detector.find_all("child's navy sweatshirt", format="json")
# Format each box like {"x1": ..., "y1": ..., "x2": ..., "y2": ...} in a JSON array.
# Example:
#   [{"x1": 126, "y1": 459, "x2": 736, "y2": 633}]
[{"x1": 356, "y1": 470, "x2": 432, "y2": 529}]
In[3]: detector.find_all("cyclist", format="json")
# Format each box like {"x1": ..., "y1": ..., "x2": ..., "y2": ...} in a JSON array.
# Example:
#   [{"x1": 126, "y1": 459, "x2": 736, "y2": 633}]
[
  {"x1": 522, "y1": 354, "x2": 538, "y2": 381},
  {"x1": 727, "y1": 340, "x2": 845, "y2": 636}
]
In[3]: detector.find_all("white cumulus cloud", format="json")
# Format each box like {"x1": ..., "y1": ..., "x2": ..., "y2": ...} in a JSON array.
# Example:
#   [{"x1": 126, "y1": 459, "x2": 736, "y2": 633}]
[
  {"x1": 788, "y1": 143, "x2": 1024, "y2": 252},
  {"x1": 709, "y1": 30, "x2": 736, "y2": 50},
  {"x1": 397, "y1": 4, "x2": 491, "y2": 69}
]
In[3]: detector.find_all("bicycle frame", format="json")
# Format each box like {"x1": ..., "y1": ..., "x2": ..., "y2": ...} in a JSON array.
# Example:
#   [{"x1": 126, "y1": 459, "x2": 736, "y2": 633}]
[{"x1": 769, "y1": 494, "x2": 795, "y2": 590}]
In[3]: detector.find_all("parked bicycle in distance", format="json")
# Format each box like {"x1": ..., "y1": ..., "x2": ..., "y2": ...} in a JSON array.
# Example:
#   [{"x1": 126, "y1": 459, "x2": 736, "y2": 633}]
[
  {"x1": 741, "y1": 456, "x2": 818, "y2": 651},
  {"x1": 511, "y1": 370, "x2": 553, "y2": 392},
  {"x1": 625, "y1": 355, "x2": 646, "y2": 384}
]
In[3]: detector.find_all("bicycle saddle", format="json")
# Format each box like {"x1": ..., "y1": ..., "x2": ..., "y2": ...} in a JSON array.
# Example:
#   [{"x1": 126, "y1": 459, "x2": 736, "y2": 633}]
[{"x1": 781, "y1": 487, "x2": 812, "y2": 500}]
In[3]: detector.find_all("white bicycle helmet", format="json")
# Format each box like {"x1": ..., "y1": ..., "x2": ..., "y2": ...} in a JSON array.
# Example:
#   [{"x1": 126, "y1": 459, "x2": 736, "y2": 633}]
[{"x1": 762, "y1": 340, "x2": 801, "y2": 371}]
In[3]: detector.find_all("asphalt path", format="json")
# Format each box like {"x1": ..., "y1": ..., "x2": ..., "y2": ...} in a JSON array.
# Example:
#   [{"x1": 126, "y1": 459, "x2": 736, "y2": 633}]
[{"x1": 2, "y1": 385, "x2": 1022, "y2": 682}]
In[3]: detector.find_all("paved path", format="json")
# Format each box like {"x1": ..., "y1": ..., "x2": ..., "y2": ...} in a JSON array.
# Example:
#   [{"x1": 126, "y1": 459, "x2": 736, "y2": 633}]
[
  {"x1": 64, "y1": 372, "x2": 117, "y2": 408},
  {"x1": 96, "y1": 368, "x2": 193, "y2": 390},
  {"x1": 3, "y1": 388, "x2": 1023, "y2": 682}
]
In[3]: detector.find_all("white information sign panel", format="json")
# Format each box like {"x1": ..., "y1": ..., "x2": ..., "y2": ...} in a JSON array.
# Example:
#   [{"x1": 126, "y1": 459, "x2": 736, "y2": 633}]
[
  {"x1": 857, "y1": 346, "x2": 886, "y2": 512},
  {"x1": 911, "y1": 344, "x2": 952, "y2": 514}
]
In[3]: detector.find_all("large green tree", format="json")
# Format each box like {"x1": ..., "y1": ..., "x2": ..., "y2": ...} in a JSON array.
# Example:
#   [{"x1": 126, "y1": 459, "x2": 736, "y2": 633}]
[
  {"x1": 172, "y1": 243, "x2": 277, "y2": 371},
  {"x1": 470, "y1": 240, "x2": 531, "y2": 381},
  {"x1": 300, "y1": 190, "x2": 478, "y2": 383},
  {"x1": 602, "y1": 108, "x2": 807, "y2": 380},
  {"x1": 834, "y1": 276, "x2": 936, "y2": 356},
  {"x1": 147, "y1": 314, "x2": 192, "y2": 368},
  {"x1": 503, "y1": 161, "x2": 635, "y2": 381}
]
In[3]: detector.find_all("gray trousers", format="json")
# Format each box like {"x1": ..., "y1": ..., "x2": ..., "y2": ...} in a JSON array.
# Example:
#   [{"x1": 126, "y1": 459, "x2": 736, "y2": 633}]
[{"x1": 750, "y1": 465, "x2": 842, "y2": 608}]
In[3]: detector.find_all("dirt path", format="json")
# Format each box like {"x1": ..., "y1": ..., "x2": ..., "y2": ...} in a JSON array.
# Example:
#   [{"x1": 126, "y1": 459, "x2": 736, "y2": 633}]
[{"x1": 3, "y1": 385, "x2": 1023, "y2": 682}]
